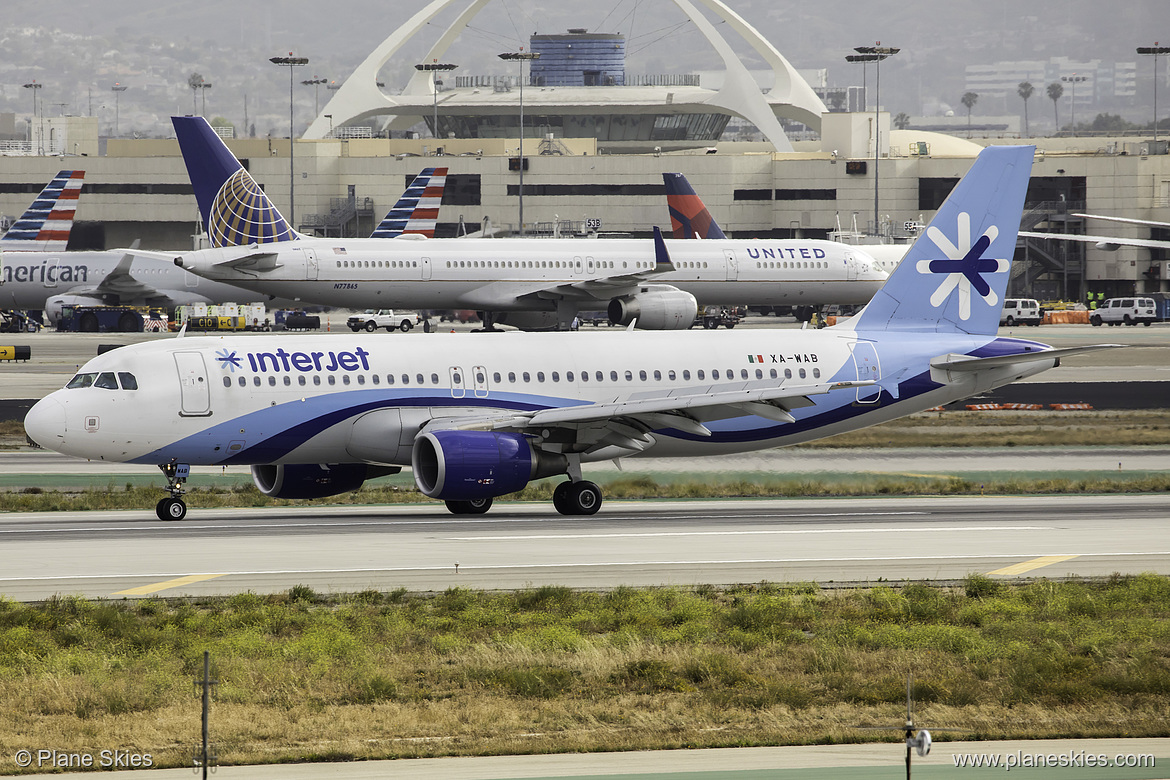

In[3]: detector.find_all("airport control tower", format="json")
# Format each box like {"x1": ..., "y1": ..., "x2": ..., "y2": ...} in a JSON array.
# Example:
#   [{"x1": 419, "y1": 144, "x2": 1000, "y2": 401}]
[{"x1": 529, "y1": 29, "x2": 625, "y2": 87}]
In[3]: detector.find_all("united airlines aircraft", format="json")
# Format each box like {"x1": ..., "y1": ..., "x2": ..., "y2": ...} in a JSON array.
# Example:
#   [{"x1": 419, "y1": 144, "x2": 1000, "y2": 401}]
[
  {"x1": 156, "y1": 116, "x2": 887, "y2": 331},
  {"x1": 25, "y1": 146, "x2": 1115, "y2": 520}
]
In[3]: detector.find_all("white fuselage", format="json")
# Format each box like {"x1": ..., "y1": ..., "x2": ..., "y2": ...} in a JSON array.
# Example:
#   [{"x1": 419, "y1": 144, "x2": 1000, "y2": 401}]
[
  {"x1": 26, "y1": 329, "x2": 1056, "y2": 470},
  {"x1": 177, "y1": 236, "x2": 887, "y2": 311},
  {"x1": 0, "y1": 248, "x2": 290, "y2": 319}
]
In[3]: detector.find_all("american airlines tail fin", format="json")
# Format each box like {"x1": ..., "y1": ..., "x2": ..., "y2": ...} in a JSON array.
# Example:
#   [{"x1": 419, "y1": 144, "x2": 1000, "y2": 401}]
[
  {"x1": 663, "y1": 173, "x2": 727, "y2": 239},
  {"x1": 171, "y1": 116, "x2": 297, "y2": 248},
  {"x1": 848, "y1": 145, "x2": 1035, "y2": 336},
  {"x1": 370, "y1": 167, "x2": 448, "y2": 238},
  {"x1": 1, "y1": 170, "x2": 84, "y2": 251}
]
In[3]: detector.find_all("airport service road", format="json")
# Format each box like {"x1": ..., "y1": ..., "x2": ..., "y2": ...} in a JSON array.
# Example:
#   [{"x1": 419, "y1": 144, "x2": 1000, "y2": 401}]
[
  {"x1": 36, "y1": 739, "x2": 1170, "y2": 780},
  {"x1": 1, "y1": 494, "x2": 1167, "y2": 601}
]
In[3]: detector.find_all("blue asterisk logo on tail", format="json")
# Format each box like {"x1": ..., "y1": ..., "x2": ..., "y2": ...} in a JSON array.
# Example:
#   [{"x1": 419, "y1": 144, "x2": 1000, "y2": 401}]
[
  {"x1": 914, "y1": 211, "x2": 1008, "y2": 320},
  {"x1": 215, "y1": 348, "x2": 242, "y2": 372}
]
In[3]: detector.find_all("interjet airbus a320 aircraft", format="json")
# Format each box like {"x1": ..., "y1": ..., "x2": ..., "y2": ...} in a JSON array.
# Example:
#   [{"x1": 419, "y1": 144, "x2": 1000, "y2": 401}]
[
  {"x1": 25, "y1": 146, "x2": 1116, "y2": 520},
  {"x1": 155, "y1": 116, "x2": 887, "y2": 330}
]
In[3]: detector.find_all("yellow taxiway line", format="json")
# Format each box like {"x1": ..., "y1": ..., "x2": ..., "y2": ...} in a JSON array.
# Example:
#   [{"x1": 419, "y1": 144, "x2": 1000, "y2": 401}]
[
  {"x1": 112, "y1": 573, "x2": 228, "y2": 596},
  {"x1": 987, "y1": 555, "x2": 1080, "y2": 576}
]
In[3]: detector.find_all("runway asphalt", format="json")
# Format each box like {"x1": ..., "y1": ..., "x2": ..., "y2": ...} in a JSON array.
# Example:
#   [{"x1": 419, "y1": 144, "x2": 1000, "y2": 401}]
[{"x1": 2, "y1": 494, "x2": 1167, "y2": 602}]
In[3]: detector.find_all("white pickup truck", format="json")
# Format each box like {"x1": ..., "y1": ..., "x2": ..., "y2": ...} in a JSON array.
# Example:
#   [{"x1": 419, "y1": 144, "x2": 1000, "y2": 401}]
[{"x1": 346, "y1": 309, "x2": 418, "y2": 332}]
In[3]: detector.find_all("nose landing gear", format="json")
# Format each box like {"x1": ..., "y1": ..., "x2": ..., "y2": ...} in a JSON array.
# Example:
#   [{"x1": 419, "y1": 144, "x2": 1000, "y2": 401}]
[{"x1": 156, "y1": 461, "x2": 190, "y2": 521}]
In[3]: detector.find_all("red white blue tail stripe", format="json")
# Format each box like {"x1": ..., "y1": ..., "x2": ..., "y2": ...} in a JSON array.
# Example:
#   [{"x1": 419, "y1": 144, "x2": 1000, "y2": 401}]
[
  {"x1": 663, "y1": 172, "x2": 727, "y2": 239},
  {"x1": 371, "y1": 167, "x2": 447, "y2": 238},
  {"x1": 1, "y1": 170, "x2": 84, "y2": 251}
]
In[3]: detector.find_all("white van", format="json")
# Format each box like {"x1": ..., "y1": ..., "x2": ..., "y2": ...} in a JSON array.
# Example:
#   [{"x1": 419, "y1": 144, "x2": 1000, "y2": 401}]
[
  {"x1": 1090, "y1": 297, "x2": 1157, "y2": 327},
  {"x1": 999, "y1": 298, "x2": 1043, "y2": 326}
]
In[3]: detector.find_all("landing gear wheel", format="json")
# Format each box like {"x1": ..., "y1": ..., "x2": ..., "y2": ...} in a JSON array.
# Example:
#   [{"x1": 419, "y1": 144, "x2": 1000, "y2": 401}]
[
  {"x1": 552, "y1": 481, "x2": 572, "y2": 514},
  {"x1": 557, "y1": 481, "x2": 602, "y2": 516},
  {"x1": 156, "y1": 498, "x2": 187, "y2": 521},
  {"x1": 445, "y1": 497, "x2": 493, "y2": 515}
]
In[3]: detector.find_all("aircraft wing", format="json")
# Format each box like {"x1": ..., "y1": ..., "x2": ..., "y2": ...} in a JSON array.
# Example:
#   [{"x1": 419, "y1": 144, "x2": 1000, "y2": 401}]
[
  {"x1": 1074, "y1": 213, "x2": 1170, "y2": 230},
  {"x1": 1019, "y1": 231, "x2": 1170, "y2": 250},
  {"x1": 422, "y1": 379, "x2": 872, "y2": 452},
  {"x1": 455, "y1": 227, "x2": 680, "y2": 308},
  {"x1": 88, "y1": 243, "x2": 161, "y2": 299}
]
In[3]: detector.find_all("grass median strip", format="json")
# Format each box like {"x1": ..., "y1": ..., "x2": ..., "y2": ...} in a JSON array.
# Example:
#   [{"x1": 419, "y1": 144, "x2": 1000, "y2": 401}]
[{"x1": 0, "y1": 576, "x2": 1167, "y2": 771}]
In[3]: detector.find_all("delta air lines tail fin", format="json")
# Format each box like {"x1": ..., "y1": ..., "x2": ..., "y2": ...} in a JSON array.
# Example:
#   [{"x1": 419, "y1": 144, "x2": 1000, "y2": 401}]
[
  {"x1": 848, "y1": 145, "x2": 1035, "y2": 336},
  {"x1": 1, "y1": 170, "x2": 84, "y2": 250},
  {"x1": 663, "y1": 173, "x2": 727, "y2": 239},
  {"x1": 371, "y1": 167, "x2": 448, "y2": 238},
  {"x1": 172, "y1": 116, "x2": 297, "y2": 248}
]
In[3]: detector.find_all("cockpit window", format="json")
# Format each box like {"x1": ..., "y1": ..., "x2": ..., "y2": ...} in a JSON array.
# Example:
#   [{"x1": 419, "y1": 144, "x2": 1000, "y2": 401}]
[
  {"x1": 94, "y1": 372, "x2": 119, "y2": 389},
  {"x1": 66, "y1": 373, "x2": 97, "y2": 389},
  {"x1": 118, "y1": 373, "x2": 138, "y2": 390}
]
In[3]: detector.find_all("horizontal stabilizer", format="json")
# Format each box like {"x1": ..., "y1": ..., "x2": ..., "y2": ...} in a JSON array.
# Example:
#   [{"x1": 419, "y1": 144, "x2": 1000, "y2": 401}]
[{"x1": 931, "y1": 344, "x2": 1123, "y2": 372}]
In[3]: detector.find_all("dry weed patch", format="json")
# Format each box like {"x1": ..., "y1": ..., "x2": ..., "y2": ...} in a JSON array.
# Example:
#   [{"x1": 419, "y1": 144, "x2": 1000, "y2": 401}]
[{"x1": 1, "y1": 577, "x2": 1169, "y2": 771}]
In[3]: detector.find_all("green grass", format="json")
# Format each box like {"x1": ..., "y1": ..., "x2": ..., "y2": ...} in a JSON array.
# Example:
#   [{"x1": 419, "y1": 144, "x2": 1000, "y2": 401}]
[{"x1": 1, "y1": 577, "x2": 1169, "y2": 771}]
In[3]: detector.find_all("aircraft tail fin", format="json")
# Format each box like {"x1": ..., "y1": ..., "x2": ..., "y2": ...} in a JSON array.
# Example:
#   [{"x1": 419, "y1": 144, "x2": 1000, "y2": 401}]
[
  {"x1": 171, "y1": 116, "x2": 296, "y2": 248},
  {"x1": 848, "y1": 145, "x2": 1035, "y2": 336},
  {"x1": 1, "y1": 170, "x2": 84, "y2": 250},
  {"x1": 663, "y1": 173, "x2": 726, "y2": 239},
  {"x1": 371, "y1": 167, "x2": 448, "y2": 238}
]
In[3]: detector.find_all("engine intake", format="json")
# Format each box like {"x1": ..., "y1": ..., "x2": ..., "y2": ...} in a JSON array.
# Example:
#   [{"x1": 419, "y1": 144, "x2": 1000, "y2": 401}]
[
  {"x1": 251, "y1": 463, "x2": 397, "y2": 499},
  {"x1": 412, "y1": 430, "x2": 566, "y2": 501},
  {"x1": 608, "y1": 285, "x2": 697, "y2": 330}
]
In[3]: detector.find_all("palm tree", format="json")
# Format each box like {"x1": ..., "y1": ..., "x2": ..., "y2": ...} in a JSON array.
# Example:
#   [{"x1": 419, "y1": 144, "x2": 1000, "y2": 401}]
[
  {"x1": 1047, "y1": 82, "x2": 1064, "y2": 133},
  {"x1": 1017, "y1": 81, "x2": 1034, "y2": 137},
  {"x1": 894, "y1": 112, "x2": 911, "y2": 130},
  {"x1": 961, "y1": 91, "x2": 979, "y2": 137}
]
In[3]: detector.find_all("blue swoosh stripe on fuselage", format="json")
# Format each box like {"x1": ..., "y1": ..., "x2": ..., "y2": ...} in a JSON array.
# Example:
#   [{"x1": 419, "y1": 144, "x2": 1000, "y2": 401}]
[{"x1": 128, "y1": 389, "x2": 586, "y2": 466}]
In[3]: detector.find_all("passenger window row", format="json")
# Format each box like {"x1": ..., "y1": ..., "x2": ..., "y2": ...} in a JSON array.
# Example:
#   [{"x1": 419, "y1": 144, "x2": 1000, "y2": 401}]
[{"x1": 219, "y1": 365, "x2": 822, "y2": 390}]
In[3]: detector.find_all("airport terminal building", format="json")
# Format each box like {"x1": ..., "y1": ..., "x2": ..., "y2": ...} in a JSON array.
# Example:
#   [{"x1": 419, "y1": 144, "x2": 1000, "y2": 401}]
[{"x1": 1, "y1": 0, "x2": 1168, "y2": 304}]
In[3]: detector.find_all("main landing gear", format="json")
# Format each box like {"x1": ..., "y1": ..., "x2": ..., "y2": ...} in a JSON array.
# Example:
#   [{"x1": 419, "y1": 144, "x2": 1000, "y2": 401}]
[
  {"x1": 156, "y1": 460, "x2": 190, "y2": 521},
  {"x1": 445, "y1": 497, "x2": 493, "y2": 514},
  {"x1": 552, "y1": 480, "x2": 602, "y2": 515}
]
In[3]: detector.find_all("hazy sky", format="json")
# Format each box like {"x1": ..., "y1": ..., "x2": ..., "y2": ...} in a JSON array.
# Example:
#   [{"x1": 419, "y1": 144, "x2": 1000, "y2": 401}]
[{"x1": 3, "y1": 0, "x2": 1165, "y2": 134}]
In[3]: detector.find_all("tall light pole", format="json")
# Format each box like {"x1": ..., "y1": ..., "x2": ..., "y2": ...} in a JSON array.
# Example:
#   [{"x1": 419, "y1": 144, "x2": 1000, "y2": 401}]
[
  {"x1": 1061, "y1": 74, "x2": 1086, "y2": 136},
  {"x1": 270, "y1": 53, "x2": 309, "y2": 229},
  {"x1": 111, "y1": 83, "x2": 127, "y2": 136},
  {"x1": 414, "y1": 61, "x2": 458, "y2": 141},
  {"x1": 1137, "y1": 45, "x2": 1170, "y2": 144},
  {"x1": 196, "y1": 81, "x2": 213, "y2": 116},
  {"x1": 23, "y1": 80, "x2": 42, "y2": 155},
  {"x1": 848, "y1": 44, "x2": 899, "y2": 237},
  {"x1": 301, "y1": 76, "x2": 327, "y2": 117},
  {"x1": 499, "y1": 49, "x2": 540, "y2": 236}
]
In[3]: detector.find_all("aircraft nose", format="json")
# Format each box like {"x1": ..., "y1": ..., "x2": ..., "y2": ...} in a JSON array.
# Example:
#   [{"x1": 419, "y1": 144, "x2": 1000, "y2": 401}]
[{"x1": 24, "y1": 396, "x2": 65, "y2": 451}]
